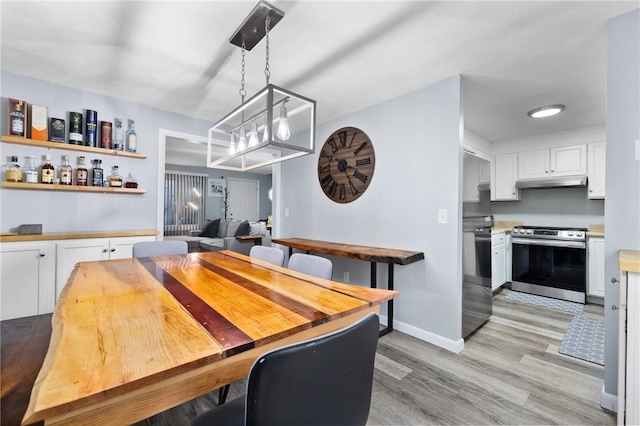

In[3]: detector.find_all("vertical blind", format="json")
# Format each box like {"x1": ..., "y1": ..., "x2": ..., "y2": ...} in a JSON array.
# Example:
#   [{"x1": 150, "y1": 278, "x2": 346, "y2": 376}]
[{"x1": 164, "y1": 171, "x2": 207, "y2": 236}]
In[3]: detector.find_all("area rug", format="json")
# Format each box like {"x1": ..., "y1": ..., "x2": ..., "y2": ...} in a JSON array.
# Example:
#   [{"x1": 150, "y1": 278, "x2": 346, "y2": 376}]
[
  {"x1": 505, "y1": 291, "x2": 585, "y2": 314},
  {"x1": 558, "y1": 315, "x2": 605, "y2": 365}
]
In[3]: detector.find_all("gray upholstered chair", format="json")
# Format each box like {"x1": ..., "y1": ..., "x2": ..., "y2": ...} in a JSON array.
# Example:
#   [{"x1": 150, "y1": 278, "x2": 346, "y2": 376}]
[
  {"x1": 191, "y1": 313, "x2": 380, "y2": 426},
  {"x1": 287, "y1": 253, "x2": 333, "y2": 280},
  {"x1": 249, "y1": 245, "x2": 284, "y2": 267},
  {"x1": 132, "y1": 240, "x2": 188, "y2": 257}
]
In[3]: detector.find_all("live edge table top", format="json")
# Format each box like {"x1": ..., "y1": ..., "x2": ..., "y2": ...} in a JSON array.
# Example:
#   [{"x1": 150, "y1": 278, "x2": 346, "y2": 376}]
[
  {"x1": 22, "y1": 250, "x2": 396, "y2": 426},
  {"x1": 271, "y1": 238, "x2": 425, "y2": 265}
]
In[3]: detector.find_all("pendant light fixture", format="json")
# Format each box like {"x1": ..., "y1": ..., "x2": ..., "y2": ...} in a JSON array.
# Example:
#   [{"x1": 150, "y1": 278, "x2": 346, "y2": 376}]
[{"x1": 207, "y1": 1, "x2": 316, "y2": 172}]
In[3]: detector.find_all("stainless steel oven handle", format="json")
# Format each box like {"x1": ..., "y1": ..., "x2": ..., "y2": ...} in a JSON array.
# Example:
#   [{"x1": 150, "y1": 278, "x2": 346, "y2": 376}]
[{"x1": 511, "y1": 238, "x2": 586, "y2": 249}]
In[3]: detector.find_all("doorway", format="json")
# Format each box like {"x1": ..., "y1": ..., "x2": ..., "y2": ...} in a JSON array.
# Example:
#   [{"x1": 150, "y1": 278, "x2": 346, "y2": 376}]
[{"x1": 228, "y1": 178, "x2": 259, "y2": 221}]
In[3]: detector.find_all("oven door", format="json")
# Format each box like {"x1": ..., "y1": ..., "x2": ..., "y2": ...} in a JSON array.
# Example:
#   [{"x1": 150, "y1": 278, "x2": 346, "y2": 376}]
[{"x1": 511, "y1": 238, "x2": 586, "y2": 303}]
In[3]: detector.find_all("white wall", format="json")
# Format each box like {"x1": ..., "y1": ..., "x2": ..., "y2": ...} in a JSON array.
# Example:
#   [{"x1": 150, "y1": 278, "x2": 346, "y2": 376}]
[
  {"x1": 0, "y1": 72, "x2": 211, "y2": 234},
  {"x1": 603, "y1": 8, "x2": 640, "y2": 408},
  {"x1": 279, "y1": 75, "x2": 465, "y2": 350}
]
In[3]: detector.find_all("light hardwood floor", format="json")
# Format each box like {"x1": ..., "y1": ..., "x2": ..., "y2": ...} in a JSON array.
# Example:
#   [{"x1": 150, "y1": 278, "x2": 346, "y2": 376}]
[{"x1": 136, "y1": 289, "x2": 615, "y2": 425}]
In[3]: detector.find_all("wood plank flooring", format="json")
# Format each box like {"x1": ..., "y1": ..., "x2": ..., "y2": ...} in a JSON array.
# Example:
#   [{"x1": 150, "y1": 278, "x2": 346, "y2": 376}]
[{"x1": 135, "y1": 289, "x2": 615, "y2": 425}]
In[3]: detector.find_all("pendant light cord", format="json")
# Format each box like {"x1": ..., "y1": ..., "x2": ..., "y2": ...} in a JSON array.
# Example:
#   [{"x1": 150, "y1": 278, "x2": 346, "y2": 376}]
[
  {"x1": 240, "y1": 41, "x2": 247, "y2": 103},
  {"x1": 265, "y1": 15, "x2": 271, "y2": 86}
]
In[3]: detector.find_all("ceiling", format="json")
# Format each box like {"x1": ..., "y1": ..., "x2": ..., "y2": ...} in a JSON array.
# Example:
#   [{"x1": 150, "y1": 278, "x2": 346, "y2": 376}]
[{"x1": 2, "y1": 1, "x2": 637, "y2": 170}]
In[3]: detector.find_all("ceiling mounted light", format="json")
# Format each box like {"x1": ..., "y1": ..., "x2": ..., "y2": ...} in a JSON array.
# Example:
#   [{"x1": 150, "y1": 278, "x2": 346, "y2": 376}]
[
  {"x1": 527, "y1": 104, "x2": 565, "y2": 118},
  {"x1": 208, "y1": 0, "x2": 316, "y2": 172}
]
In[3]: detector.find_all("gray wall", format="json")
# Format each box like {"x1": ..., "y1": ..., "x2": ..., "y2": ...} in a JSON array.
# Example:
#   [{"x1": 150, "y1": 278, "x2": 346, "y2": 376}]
[
  {"x1": 165, "y1": 163, "x2": 272, "y2": 221},
  {"x1": 279, "y1": 75, "x2": 465, "y2": 349},
  {"x1": 603, "y1": 9, "x2": 640, "y2": 403},
  {"x1": 492, "y1": 187, "x2": 605, "y2": 228},
  {"x1": 0, "y1": 71, "x2": 211, "y2": 233}
]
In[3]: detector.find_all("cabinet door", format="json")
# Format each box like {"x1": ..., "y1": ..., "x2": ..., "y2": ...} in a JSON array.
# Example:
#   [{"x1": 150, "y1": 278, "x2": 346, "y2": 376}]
[
  {"x1": 491, "y1": 244, "x2": 506, "y2": 290},
  {"x1": 109, "y1": 236, "x2": 156, "y2": 259},
  {"x1": 56, "y1": 239, "x2": 109, "y2": 299},
  {"x1": 587, "y1": 237, "x2": 605, "y2": 297},
  {"x1": 0, "y1": 242, "x2": 55, "y2": 320},
  {"x1": 550, "y1": 144, "x2": 587, "y2": 176},
  {"x1": 493, "y1": 153, "x2": 519, "y2": 200},
  {"x1": 518, "y1": 149, "x2": 549, "y2": 179},
  {"x1": 587, "y1": 142, "x2": 606, "y2": 199},
  {"x1": 463, "y1": 155, "x2": 480, "y2": 202}
]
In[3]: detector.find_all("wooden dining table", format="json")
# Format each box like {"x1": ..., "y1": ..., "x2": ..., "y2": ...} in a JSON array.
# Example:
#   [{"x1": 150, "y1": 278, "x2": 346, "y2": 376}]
[{"x1": 21, "y1": 250, "x2": 397, "y2": 426}]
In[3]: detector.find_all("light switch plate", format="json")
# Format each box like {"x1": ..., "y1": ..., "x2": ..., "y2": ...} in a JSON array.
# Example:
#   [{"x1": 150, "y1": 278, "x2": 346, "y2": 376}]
[
  {"x1": 636, "y1": 139, "x2": 640, "y2": 161},
  {"x1": 437, "y1": 209, "x2": 448, "y2": 224}
]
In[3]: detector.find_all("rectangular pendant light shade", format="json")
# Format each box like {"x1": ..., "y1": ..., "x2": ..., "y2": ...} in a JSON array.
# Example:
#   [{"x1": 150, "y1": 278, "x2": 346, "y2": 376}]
[{"x1": 207, "y1": 84, "x2": 316, "y2": 172}]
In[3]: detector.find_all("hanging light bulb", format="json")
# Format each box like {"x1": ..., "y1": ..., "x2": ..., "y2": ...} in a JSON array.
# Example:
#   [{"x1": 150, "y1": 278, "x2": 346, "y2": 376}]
[
  {"x1": 237, "y1": 128, "x2": 247, "y2": 151},
  {"x1": 248, "y1": 122, "x2": 259, "y2": 148},
  {"x1": 228, "y1": 133, "x2": 237, "y2": 154},
  {"x1": 262, "y1": 121, "x2": 270, "y2": 144},
  {"x1": 277, "y1": 103, "x2": 290, "y2": 141}
]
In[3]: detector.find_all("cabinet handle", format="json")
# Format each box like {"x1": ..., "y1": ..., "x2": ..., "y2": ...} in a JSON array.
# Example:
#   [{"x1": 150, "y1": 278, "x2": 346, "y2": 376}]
[
  {"x1": 39, "y1": 253, "x2": 45, "y2": 257},
  {"x1": 611, "y1": 277, "x2": 619, "y2": 283},
  {"x1": 612, "y1": 305, "x2": 618, "y2": 310},
  {"x1": 103, "y1": 248, "x2": 108, "y2": 253},
  {"x1": 110, "y1": 248, "x2": 116, "y2": 252},
  {"x1": 550, "y1": 170, "x2": 554, "y2": 173}
]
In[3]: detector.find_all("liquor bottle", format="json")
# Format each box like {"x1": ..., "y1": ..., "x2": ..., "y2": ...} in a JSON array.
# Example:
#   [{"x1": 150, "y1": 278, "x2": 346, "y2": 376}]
[
  {"x1": 10, "y1": 103, "x2": 25, "y2": 137},
  {"x1": 100, "y1": 121, "x2": 112, "y2": 149},
  {"x1": 75, "y1": 156, "x2": 88, "y2": 186},
  {"x1": 68, "y1": 112, "x2": 83, "y2": 145},
  {"x1": 41, "y1": 155, "x2": 55, "y2": 184},
  {"x1": 92, "y1": 159, "x2": 103, "y2": 187},
  {"x1": 24, "y1": 156, "x2": 38, "y2": 183},
  {"x1": 113, "y1": 118, "x2": 124, "y2": 150},
  {"x1": 108, "y1": 165, "x2": 123, "y2": 187},
  {"x1": 127, "y1": 119, "x2": 137, "y2": 152},
  {"x1": 85, "y1": 110, "x2": 98, "y2": 147},
  {"x1": 59, "y1": 155, "x2": 73, "y2": 185},
  {"x1": 4, "y1": 156, "x2": 23, "y2": 182}
]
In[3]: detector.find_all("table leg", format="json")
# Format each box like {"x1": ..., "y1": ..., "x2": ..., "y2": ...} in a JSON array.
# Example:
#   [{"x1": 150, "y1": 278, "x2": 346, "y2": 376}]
[
  {"x1": 371, "y1": 262, "x2": 394, "y2": 337},
  {"x1": 370, "y1": 261, "x2": 377, "y2": 288}
]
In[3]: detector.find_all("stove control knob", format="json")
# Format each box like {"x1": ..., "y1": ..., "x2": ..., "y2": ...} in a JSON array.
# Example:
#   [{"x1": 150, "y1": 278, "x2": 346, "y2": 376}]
[
  {"x1": 526, "y1": 230, "x2": 533, "y2": 234},
  {"x1": 520, "y1": 229, "x2": 526, "y2": 234},
  {"x1": 568, "y1": 232, "x2": 574, "y2": 236},
  {"x1": 576, "y1": 232, "x2": 583, "y2": 237}
]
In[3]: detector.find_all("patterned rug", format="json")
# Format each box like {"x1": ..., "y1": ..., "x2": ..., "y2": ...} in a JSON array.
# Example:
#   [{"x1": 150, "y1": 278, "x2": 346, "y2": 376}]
[
  {"x1": 504, "y1": 291, "x2": 585, "y2": 314},
  {"x1": 558, "y1": 316, "x2": 605, "y2": 365}
]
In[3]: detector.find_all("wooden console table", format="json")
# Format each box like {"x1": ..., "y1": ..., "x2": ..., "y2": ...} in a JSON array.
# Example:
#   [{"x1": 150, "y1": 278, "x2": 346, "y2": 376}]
[{"x1": 272, "y1": 238, "x2": 424, "y2": 336}]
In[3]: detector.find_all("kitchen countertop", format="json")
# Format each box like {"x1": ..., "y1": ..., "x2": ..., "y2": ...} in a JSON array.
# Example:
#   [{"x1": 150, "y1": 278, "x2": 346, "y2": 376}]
[
  {"x1": 587, "y1": 224, "x2": 605, "y2": 238},
  {"x1": 492, "y1": 220, "x2": 522, "y2": 234},
  {"x1": 0, "y1": 229, "x2": 158, "y2": 242},
  {"x1": 620, "y1": 250, "x2": 640, "y2": 273}
]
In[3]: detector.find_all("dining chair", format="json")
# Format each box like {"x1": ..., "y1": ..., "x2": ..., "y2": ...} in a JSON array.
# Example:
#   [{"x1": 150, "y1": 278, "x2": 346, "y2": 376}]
[
  {"x1": 249, "y1": 245, "x2": 284, "y2": 267},
  {"x1": 287, "y1": 253, "x2": 333, "y2": 280},
  {"x1": 191, "y1": 312, "x2": 380, "y2": 426},
  {"x1": 132, "y1": 240, "x2": 188, "y2": 257}
]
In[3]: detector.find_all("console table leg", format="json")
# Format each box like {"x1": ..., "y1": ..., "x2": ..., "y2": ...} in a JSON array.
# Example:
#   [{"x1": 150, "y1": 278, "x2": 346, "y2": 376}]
[{"x1": 370, "y1": 261, "x2": 377, "y2": 288}]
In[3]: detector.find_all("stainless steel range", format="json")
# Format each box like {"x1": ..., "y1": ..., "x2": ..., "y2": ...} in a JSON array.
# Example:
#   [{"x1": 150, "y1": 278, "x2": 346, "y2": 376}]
[{"x1": 511, "y1": 226, "x2": 587, "y2": 303}]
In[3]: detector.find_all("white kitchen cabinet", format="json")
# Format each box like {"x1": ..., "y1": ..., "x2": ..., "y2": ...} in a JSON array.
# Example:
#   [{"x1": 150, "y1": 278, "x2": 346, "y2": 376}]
[
  {"x1": 587, "y1": 237, "x2": 605, "y2": 297},
  {"x1": 587, "y1": 141, "x2": 606, "y2": 199},
  {"x1": 0, "y1": 241, "x2": 55, "y2": 320},
  {"x1": 463, "y1": 154, "x2": 480, "y2": 202},
  {"x1": 491, "y1": 233, "x2": 506, "y2": 290},
  {"x1": 518, "y1": 144, "x2": 587, "y2": 180},
  {"x1": 55, "y1": 236, "x2": 155, "y2": 298},
  {"x1": 506, "y1": 233, "x2": 512, "y2": 283},
  {"x1": 492, "y1": 153, "x2": 519, "y2": 201}
]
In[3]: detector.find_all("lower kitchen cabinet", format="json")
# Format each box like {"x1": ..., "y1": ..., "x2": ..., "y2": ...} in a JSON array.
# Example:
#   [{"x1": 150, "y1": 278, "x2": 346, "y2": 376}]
[
  {"x1": 506, "y1": 234, "x2": 512, "y2": 283},
  {"x1": 587, "y1": 237, "x2": 605, "y2": 297},
  {"x1": 55, "y1": 236, "x2": 155, "y2": 298},
  {"x1": 0, "y1": 241, "x2": 55, "y2": 320},
  {"x1": 492, "y1": 233, "x2": 507, "y2": 290}
]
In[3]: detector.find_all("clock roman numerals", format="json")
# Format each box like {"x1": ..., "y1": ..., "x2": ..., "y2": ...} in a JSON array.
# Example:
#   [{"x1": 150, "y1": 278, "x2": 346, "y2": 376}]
[
  {"x1": 320, "y1": 173, "x2": 334, "y2": 189},
  {"x1": 318, "y1": 164, "x2": 331, "y2": 175},
  {"x1": 353, "y1": 141, "x2": 368, "y2": 155},
  {"x1": 339, "y1": 183, "x2": 346, "y2": 200},
  {"x1": 338, "y1": 131, "x2": 348, "y2": 148},
  {"x1": 356, "y1": 157, "x2": 371, "y2": 167},
  {"x1": 348, "y1": 131, "x2": 357, "y2": 149},
  {"x1": 327, "y1": 136, "x2": 339, "y2": 154},
  {"x1": 320, "y1": 150, "x2": 333, "y2": 162},
  {"x1": 349, "y1": 180, "x2": 359, "y2": 196},
  {"x1": 353, "y1": 169, "x2": 368, "y2": 184}
]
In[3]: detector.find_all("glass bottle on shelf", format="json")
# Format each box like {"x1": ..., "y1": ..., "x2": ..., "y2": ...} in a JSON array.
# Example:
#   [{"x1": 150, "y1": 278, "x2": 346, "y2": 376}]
[
  {"x1": 59, "y1": 155, "x2": 73, "y2": 185},
  {"x1": 24, "y1": 156, "x2": 38, "y2": 183},
  {"x1": 91, "y1": 159, "x2": 103, "y2": 187},
  {"x1": 10, "y1": 103, "x2": 25, "y2": 137},
  {"x1": 108, "y1": 165, "x2": 123, "y2": 187},
  {"x1": 113, "y1": 118, "x2": 124, "y2": 150},
  {"x1": 124, "y1": 172, "x2": 138, "y2": 188},
  {"x1": 41, "y1": 155, "x2": 55, "y2": 184},
  {"x1": 75, "y1": 156, "x2": 88, "y2": 186},
  {"x1": 4, "y1": 155, "x2": 23, "y2": 182},
  {"x1": 127, "y1": 119, "x2": 137, "y2": 152}
]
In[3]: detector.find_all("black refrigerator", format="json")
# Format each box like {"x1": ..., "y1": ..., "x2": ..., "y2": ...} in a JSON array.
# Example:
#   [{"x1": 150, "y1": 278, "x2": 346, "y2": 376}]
[{"x1": 462, "y1": 153, "x2": 493, "y2": 339}]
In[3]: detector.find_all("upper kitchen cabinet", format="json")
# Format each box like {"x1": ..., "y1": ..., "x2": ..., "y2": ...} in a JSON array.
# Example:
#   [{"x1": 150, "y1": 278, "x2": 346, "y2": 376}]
[
  {"x1": 587, "y1": 142, "x2": 606, "y2": 199},
  {"x1": 518, "y1": 144, "x2": 587, "y2": 179},
  {"x1": 492, "y1": 153, "x2": 519, "y2": 201}
]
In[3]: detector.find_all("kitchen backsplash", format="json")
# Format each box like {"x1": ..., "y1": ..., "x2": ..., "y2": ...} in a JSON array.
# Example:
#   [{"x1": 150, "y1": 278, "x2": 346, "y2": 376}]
[{"x1": 491, "y1": 186, "x2": 604, "y2": 228}]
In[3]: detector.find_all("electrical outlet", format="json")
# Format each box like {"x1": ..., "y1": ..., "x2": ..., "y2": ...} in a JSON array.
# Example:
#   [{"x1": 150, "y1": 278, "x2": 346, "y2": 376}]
[
  {"x1": 284, "y1": 208, "x2": 290, "y2": 217},
  {"x1": 437, "y1": 209, "x2": 448, "y2": 224},
  {"x1": 636, "y1": 139, "x2": 640, "y2": 161},
  {"x1": 343, "y1": 271, "x2": 349, "y2": 282}
]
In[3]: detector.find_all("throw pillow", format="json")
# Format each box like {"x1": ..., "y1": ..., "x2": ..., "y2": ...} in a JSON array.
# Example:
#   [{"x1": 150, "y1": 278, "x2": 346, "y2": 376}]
[
  {"x1": 234, "y1": 220, "x2": 250, "y2": 236},
  {"x1": 217, "y1": 220, "x2": 229, "y2": 238},
  {"x1": 225, "y1": 220, "x2": 242, "y2": 238},
  {"x1": 199, "y1": 218, "x2": 220, "y2": 237}
]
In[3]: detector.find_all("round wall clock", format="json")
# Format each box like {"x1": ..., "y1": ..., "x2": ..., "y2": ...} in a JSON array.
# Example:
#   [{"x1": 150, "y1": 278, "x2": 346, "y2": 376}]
[{"x1": 317, "y1": 126, "x2": 375, "y2": 203}]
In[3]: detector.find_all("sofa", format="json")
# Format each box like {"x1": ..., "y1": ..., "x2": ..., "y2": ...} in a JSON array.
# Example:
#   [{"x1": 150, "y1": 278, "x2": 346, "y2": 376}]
[{"x1": 165, "y1": 219, "x2": 271, "y2": 255}]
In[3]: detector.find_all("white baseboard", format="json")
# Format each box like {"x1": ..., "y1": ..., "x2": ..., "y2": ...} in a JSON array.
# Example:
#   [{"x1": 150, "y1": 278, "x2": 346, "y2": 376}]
[
  {"x1": 600, "y1": 385, "x2": 618, "y2": 413},
  {"x1": 380, "y1": 315, "x2": 464, "y2": 353}
]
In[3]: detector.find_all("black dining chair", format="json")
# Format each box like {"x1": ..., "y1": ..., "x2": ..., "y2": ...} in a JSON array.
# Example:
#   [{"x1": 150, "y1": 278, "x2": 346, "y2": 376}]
[{"x1": 191, "y1": 312, "x2": 380, "y2": 426}]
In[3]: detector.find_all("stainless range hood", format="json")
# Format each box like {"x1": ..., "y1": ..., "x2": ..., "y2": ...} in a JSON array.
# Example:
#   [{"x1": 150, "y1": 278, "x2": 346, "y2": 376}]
[{"x1": 516, "y1": 175, "x2": 588, "y2": 189}]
